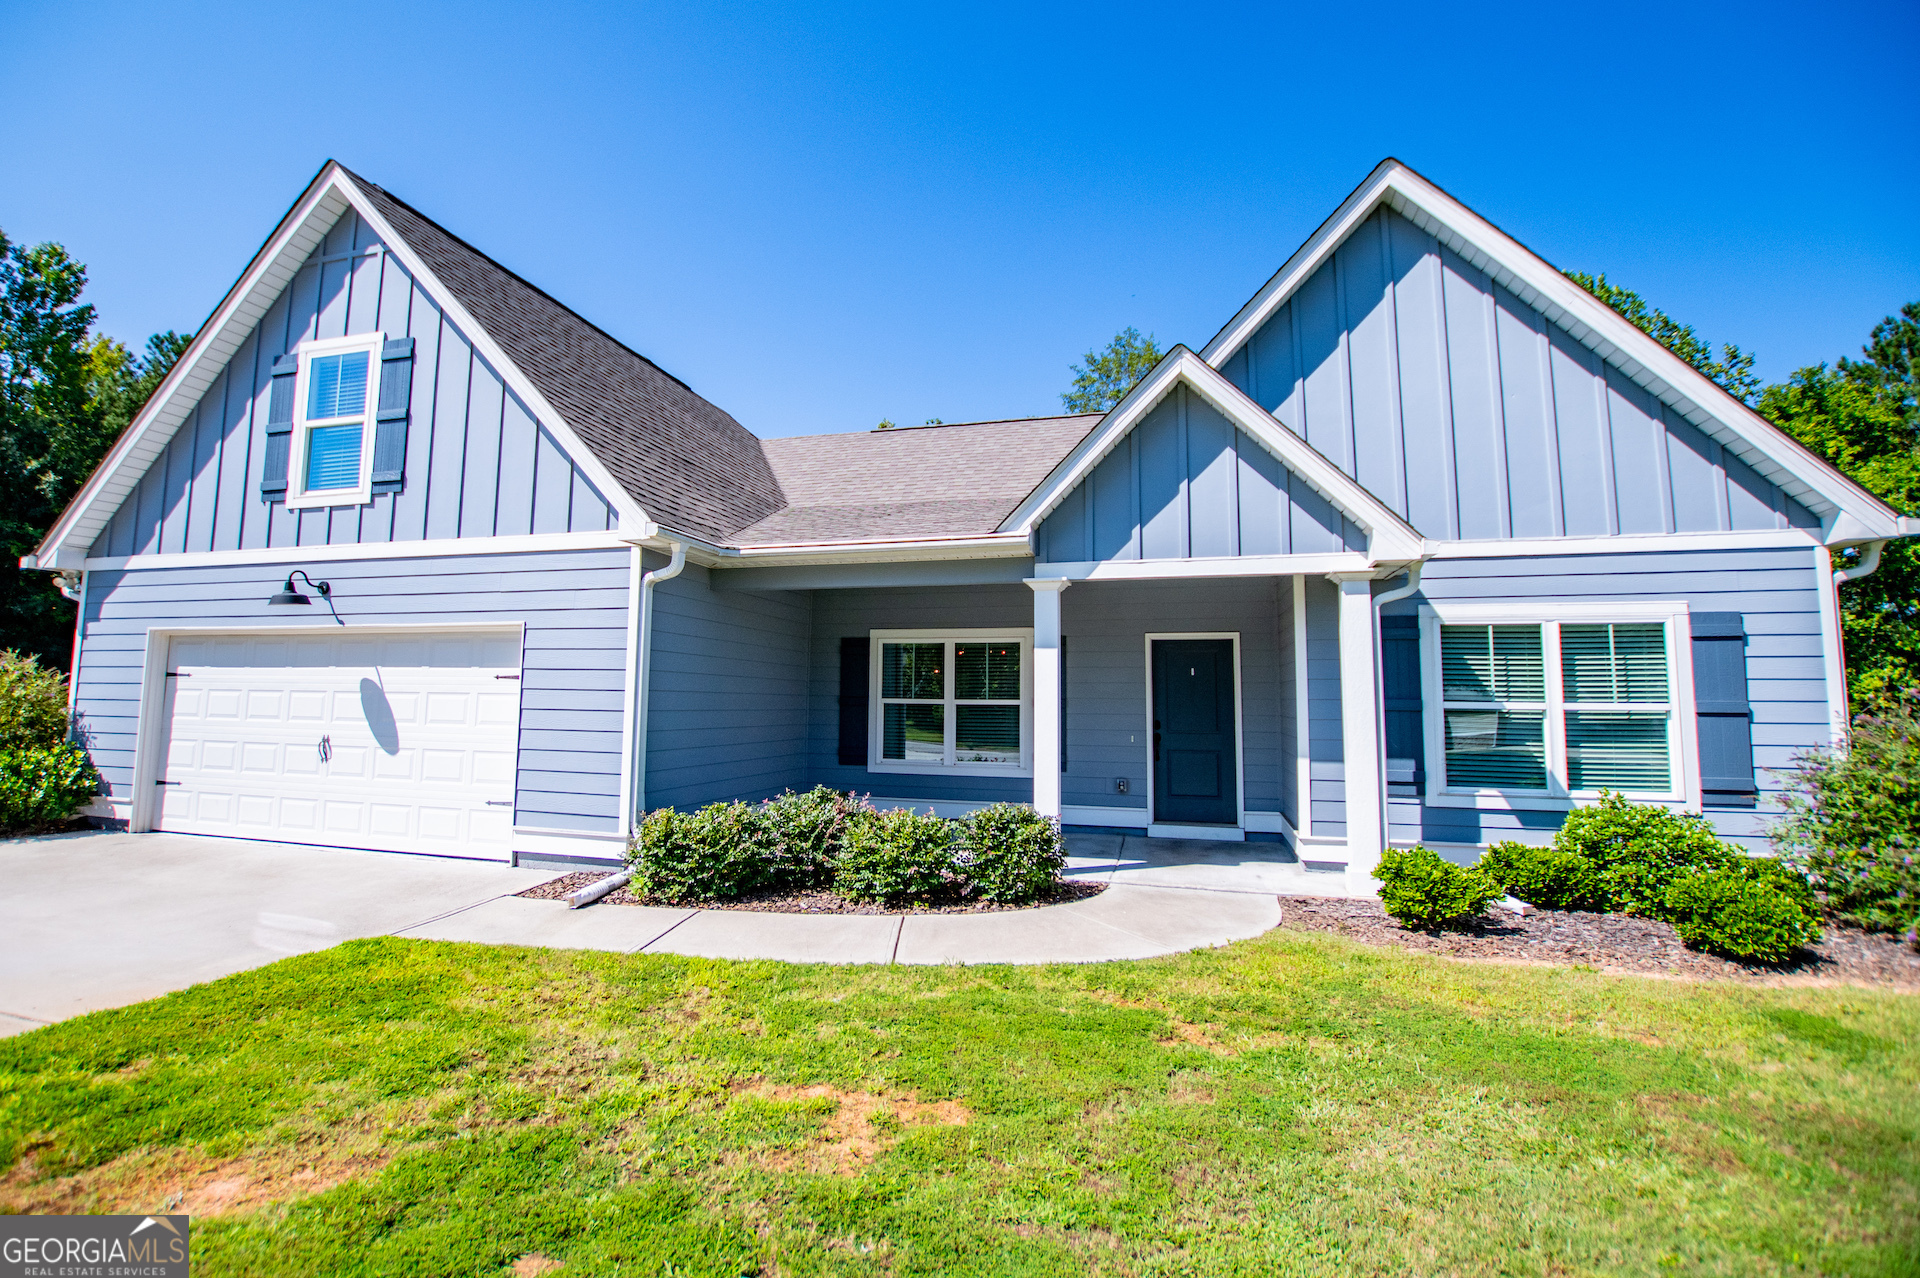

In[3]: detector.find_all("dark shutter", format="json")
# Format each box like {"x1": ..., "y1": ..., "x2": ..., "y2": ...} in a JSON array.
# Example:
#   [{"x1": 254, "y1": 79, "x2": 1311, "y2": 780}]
[
  {"x1": 1692, "y1": 612, "x2": 1757, "y2": 807},
  {"x1": 837, "y1": 637, "x2": 870, "y2": 766},
  {"x1": 371, "y1": 337, "x2": 414, "y2": 494},
  {"x1": 1381, "y1": 615, "x2": 1425, "y2": 797},
  {"x1": 1059, "y1": 636, "x2": 1069, "y2": 772},
  {"x1": 259, "y1": 353, "x2": 299, "y2": 501}
]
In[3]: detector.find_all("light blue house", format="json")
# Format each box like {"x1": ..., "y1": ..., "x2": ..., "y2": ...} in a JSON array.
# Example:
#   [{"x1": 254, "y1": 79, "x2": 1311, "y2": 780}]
[{"x1": 29, "y1": 159, "x2": 1913, "y2": 879}]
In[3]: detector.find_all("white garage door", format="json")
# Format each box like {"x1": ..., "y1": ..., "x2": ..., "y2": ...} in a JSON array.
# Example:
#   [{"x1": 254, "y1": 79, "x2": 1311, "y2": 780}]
[{"x1": 153, "y1": 629, "x2": 523, "y2": 860}]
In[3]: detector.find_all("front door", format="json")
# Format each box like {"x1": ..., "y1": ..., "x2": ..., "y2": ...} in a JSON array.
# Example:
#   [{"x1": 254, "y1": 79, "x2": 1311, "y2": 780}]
[{"x1": 1151, "y1": 638, "x2": 1238, "y2": 825}]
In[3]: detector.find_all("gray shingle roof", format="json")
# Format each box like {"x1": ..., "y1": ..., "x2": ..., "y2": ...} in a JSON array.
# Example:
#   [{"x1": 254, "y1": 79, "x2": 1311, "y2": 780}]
[
  {"x1": 732, "y1": 415, "x2": 1102, "y2": 545},
  {"x1": 351, "y1": 171, "x2": 786, "y2": 543}
]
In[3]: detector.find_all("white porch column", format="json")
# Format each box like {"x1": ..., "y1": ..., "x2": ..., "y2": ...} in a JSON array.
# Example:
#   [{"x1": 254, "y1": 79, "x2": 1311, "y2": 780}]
[
  {"x1": 1328, "y1": 572, "x2": 1384, "y2": 881},
  {"x1": 1026, "y1": 579, "x2": 1070, "y2": 819}
]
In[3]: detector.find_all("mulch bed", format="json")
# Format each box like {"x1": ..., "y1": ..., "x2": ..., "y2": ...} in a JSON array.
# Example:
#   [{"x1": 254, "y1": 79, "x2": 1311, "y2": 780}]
[
  {"x1": 1281, "y1": 896, "x2": 1920, "y2": 990},
  {"x1": 519, "y1": 871, "x2": 1106, "y2": 915}
]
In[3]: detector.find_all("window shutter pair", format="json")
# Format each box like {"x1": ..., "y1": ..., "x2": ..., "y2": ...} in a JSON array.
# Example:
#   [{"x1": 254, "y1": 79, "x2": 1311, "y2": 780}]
[
  {"x1": 257, "y1": 337, "x2": 413, "y2": 501},
  {"x1": 1380, "y1": 615, "x2": 1426, "y2": 797},
  {"x1": 1691, "y1": 612, "x2": 1757, "y2": 807}
]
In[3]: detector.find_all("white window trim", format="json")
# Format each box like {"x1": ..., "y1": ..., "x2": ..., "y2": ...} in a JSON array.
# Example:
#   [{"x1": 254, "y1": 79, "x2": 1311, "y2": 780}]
[
  {"x1": 868, "y1": 628, "x2": 1034, "y2": 777},
  {"x1": 286, "y1": 331, "x2": 383, "y2": 510},
  {"x1": 1418, "y1": 601, "x2": 1701, "y2": 812}
]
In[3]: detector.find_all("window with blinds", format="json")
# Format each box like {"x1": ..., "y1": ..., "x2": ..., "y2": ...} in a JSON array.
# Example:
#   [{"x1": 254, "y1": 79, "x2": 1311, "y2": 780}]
[
  {"x1": 875, "y1": 635, "x2": 1028, "y2": 770},
  {"x1": 290, "y1": 337, "x2": 379, "y2": 508},
  {"x1": 1437, "y1": 619, "x2": 1675, "y2": 797}
]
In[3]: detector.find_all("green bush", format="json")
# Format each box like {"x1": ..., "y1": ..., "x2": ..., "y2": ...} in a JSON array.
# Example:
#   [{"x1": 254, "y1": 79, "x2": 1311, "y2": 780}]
[
  {"x1": 956, "y1": 804, "x2": 1065, "y2": 903},
  {"x1": 0, "y1": 651, "x2": 72, "y2": 751},
  {"x1": 1477, "y1": 841, "x2": 1605, "y2": 910},
  {"x1": 834, "y1": 807, "x2": 957, "y2": 905},
  {"x1": 757, "y1": 786, "x2": 865, "y2": 889},
  {"x1": 0, "y1": 744, "x2": 98, "y2": 831},
  {"x1": 1664, "y1": 865, "x2": 1823, "y2": 962},
  {"x1": 1554, "y1": 790, "x2": 1740, "y2": 914},
  {"x1": 1376, "y1": 845, "x2": 1501, "y2": 930},
  {"x1": 628, "y1": 801, "x2": 775, "y2": 902},
  {"x1": 1773, "y1": 690, "x2": 1920, "y2": 941}
]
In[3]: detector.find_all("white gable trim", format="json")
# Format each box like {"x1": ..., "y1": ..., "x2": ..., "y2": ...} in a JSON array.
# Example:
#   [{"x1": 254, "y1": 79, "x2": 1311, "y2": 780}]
[
  {"x1": 998, "y1": 347, "x2": 1428, "y2": 565},
  {"x1": 1198, "y1": 159, "x2": 1905, "y2": 546},
  {"x1": 30, "y1": 163, "x2": 654, "y2": 570}
]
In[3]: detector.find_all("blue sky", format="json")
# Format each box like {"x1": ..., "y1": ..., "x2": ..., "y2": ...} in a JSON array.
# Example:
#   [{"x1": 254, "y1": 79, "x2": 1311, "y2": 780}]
[{"x1": 3, "y1": 0, "x2": 1915, "y2": 439}]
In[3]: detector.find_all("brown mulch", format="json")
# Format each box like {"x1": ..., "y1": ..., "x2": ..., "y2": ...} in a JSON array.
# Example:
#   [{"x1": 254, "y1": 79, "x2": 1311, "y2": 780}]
[
  {"x1": 518, "y1": 871, "x2": 1106, "y2": 915},
  {"x1": 1281, "y1": 896, "x2": 1920, "y2": 990}
]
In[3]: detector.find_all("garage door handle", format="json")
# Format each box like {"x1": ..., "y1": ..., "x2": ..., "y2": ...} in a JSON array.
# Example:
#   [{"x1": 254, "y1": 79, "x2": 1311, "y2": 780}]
[
  {"x1": 485, "y1": 800, "x2": 514, "y2": 806},
  {"x1": 155, "y1": 780, "x2": 180, "y2": 786}
]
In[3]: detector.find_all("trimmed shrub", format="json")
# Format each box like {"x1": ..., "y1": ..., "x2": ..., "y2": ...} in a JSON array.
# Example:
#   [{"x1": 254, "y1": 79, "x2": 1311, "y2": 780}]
[
  {"x1": 0, "y1": 744, "x2": 98, "y2": 831},
  {"x1": 0, "y1": 652, "x2": 72, "y2": 752},
  {"x1": 1773, "y1": 690, "x2": 1920, "y2": 941},
  {"x1": 1477, "y1": 841, "x2": 1606, "y2": 910},
  {"x1": 1664, "y1": 866, "x2": 1823, "y2": 963},
  {"x1": 1376, "y1": 845, "x2": 1501, "y2": 930},
  {"x1": 628, "y1": 801, "x2": 775, "y2": 902},
  {"x1": 1554, "y1": 790, "x2": 1740, "y2": 914},
  {"x1": 956, "y1": 804, "x2": 1065, "y2": 903},
  {"x1": 757, "y1": 786, "x2": 865, "y2": 889},
  {"x1": 835, "y1": 807, "x2": 957, "y2": 905}
]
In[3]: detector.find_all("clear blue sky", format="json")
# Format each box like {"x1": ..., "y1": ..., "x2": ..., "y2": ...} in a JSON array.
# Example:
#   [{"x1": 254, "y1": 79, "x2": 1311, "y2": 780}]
[{"x1": 3, "y1": 0, "x2": 1915, "y2": 439}]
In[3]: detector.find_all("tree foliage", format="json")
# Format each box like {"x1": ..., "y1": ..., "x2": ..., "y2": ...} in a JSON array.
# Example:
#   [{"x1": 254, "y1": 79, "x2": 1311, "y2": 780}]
[
  {"x1": 1566, "y1": 271, "x2": 1761, "y2": 403},
  {"x1": 1063, "y1": 326, "x2": 1162, "y2": 413},
  {"x1": 0, "y1": 228, "x2": 188, "y2": 668}
]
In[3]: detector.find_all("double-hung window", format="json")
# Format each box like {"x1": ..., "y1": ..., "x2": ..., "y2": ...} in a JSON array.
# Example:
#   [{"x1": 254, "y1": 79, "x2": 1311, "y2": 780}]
[
  {"x1": 1424, "y1": 604, "x2": 1690, "y2": 804},
  {"x1": 869, "y1": 629, "x2": 1032, "y2": 774},
  {"x1": 288, "y1": 334, "x2": 380, "y2": 508}
]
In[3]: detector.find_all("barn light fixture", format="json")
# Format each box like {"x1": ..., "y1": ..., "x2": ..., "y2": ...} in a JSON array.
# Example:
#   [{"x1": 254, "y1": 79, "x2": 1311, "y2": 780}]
[{"x1": 268, "y1": 570, "x2": 331, "y2": 607}]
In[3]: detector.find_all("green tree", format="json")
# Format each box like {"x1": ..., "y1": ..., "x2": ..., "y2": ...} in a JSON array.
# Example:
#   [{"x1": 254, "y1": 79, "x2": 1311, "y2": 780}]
[
  {"x1": 1566, "y1": 272, "x2": 1761, "y2": 403},
  {"x1": 1063, "y1": 326, "x2": 1162, "y2": 413},
  {"x1": 0, "y1": 229, "x2": 188, "y2": 668}
]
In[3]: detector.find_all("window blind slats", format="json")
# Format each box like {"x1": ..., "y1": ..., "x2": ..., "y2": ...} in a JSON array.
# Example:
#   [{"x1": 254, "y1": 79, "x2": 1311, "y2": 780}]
[
  {"x1": 1561, "y1": 623, "x2": 1667, "y2": 703},
  {"x1": 307, "y1": 350, "x2": 369, "y2": 420},
  {"x1": 1444, "y1": 709, "x2": 1548, "y2": 788},
  {"x1": 1567, "y1": 712, "x2": 1670, "y2": 791},
  {"x1": 1442, "y1": 625, "x2": 1544, "y2": 701},
  {"x1": 304, "y1": 424, "x2": 363, "y2": 491}
]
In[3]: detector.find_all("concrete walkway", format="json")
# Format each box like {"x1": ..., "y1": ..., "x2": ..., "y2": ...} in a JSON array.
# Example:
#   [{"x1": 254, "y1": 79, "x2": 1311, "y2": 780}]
[{"x1": 4, "y1": 830, "x2": 1340, "y2": 1036}]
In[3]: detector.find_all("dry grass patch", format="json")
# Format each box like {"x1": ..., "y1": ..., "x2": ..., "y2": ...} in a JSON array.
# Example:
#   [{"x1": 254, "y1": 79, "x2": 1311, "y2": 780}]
[{"x1": 734, "y1": 1080, "x2": 968, "y2": 1176}]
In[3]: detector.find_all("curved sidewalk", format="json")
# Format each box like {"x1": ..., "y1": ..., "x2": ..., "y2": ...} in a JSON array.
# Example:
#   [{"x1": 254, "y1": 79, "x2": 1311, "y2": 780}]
[{"x1": 399, "y1": 833, "x2": 1365, "y2": 965}]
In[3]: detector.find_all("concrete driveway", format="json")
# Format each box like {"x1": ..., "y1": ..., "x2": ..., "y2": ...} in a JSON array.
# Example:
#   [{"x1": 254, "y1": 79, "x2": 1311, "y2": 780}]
[{"x1": 0, "y1": 830, "x2": 551, "y2": 1036}]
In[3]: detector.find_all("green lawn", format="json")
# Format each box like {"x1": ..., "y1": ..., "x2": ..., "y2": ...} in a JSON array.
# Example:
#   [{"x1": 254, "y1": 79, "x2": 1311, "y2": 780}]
[{"x1": 1, "y1": 932, "x2": 1915, "y2": 1277}]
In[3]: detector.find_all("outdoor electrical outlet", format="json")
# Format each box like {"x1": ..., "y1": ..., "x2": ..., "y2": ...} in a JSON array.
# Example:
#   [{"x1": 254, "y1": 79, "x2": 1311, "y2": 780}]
[{"x1": 1114, "y1": 777, "x2": 1129, "y2": 794}]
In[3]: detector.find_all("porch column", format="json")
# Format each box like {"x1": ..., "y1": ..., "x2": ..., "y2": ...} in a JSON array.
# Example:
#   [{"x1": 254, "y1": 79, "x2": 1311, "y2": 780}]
[
  {"x1": 1328, "y1": 572, "x2": 1385, "y2": 880},
  {"x1": 1027, "y1": 579, "x2": 1070, "y2": 820}
]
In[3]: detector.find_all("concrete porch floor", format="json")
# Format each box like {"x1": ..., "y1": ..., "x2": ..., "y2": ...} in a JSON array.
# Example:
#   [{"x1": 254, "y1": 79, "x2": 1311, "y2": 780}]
[{"x1": 1062, "y1": 832, "x2": 1375, "y2": 899}]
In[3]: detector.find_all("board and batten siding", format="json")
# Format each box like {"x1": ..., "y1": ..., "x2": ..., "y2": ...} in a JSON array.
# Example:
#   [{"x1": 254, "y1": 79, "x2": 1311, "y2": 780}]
[
  {"x1": 1380, "y1": 545, "x2": 1828, "y2": 850},
  {"x1": 1217, "y1": 207, "x2": 1820, "y2": 542},
  {"x1": 645, "y1": 561, "x2": 812, "y2": 811},
  {"x1": 89, "y1": 208, "x2": 616, "y2": 559},
  {"x1": 72, "y1": 547, "x2": 630, "y2": 834},
  {"x1": 1037, "y1": 384, "x2": 1363, "y2": 565}
]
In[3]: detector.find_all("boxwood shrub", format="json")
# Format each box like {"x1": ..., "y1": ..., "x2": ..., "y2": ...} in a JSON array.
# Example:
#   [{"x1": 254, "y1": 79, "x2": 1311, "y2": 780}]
[
  {"x1": 1476, "y1": 841, "x2": 1605, "y2": 911},
  {"x1": 1376, "y1": 845, "x2": 1501, "y2": 930},
  {"x1": 757, "y1": 786, "x2": 866, "y2": 888},
  {"x1": 628, "y1": 801, "x2": 775, "y2": 902},
  {"x1": 0, "y1": 744, "x2": 98, "y2": 832},
  {"x1": 956, "y1": 803, "x2": 1065, "y2": 903},
  {"x1": 834, "y1": 806, "x2": 958, "y2": 905}
]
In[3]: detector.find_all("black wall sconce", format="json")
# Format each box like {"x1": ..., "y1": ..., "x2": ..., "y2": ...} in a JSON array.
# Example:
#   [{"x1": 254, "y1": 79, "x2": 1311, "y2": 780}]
[{"x1": 267, "y1": 570, "x2": 343, "y2": 623}]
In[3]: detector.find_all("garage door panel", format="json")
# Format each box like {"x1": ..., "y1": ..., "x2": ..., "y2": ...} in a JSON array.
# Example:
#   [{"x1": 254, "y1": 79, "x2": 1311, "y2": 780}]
[{"x1": 155, "y1": 629, "x2": 523, "y2": 860}]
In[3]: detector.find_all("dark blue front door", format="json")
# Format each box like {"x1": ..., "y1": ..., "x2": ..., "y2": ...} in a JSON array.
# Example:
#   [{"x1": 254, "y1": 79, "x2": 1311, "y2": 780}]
[{"x1": 1151, "y1": 639, "x2": 1238, "y2": 825}]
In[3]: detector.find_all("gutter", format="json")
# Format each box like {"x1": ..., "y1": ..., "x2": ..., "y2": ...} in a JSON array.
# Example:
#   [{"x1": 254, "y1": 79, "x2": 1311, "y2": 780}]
[
  {"x1": 1833, "y1": 540, "x2": 1887, "y2": 585},
  {"x1": 628, "y1": 540, "x2": 686, "y2": 828}
]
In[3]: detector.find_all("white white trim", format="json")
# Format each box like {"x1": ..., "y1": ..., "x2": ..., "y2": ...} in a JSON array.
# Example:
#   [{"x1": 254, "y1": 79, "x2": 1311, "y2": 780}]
[
  {"x1": 1148, "y1": 823, "x2": 1245, "y2": 842},
  {"x1": 1197, "y1": 159, "x2": 1904, "y2": 542},
  {"x1": 1291, "y1": 575, "x2": 1312, "y2": 838},
  {"x1": 85, "y1": 529, "x2": 635, "y2": 572},
  {"x1": 1814, "y1": 545, "x2": 1850, "y2": 746},
  {"x1": 1143, "y1": 631, "x2": 1246, "y2": 832},
  {"x1": 1027, "y1": 580, "x2": 1068, "y2": 818},
  {"x1": 129, "y1": 621, "x2": 524, "y2": 834},
  {"x1": 1061, "y1": 804, "x2": 1148, "y2": 828},
  {"x1": 701, "y1": 533, "x2": 1034, "y2": 568},
  {"x1": 284, "y1": 332, "x2": 382, "y2": 511},
  {"x1": 999, "y1": 349, "x2": 1427, "y2": 565},
  {"x1": 1428, "y1": 528, "x2": 1823, "y2": 559},
  {"x1": 1417, "y1": 600, "x2": 1703, "y2": 812},
  {"x1": 1332, "y1": 575, "x2": 1385, "y2": 877},
  {"x1": 616, "y1": 544, "x2": 644, "y2": 829},
  {"x1": 1033, "y1": 552, "x2": 1373, "y2": 581},
  {"x1": 867, "y1": 629, "x2": 1034, "y2": 777},
  {"x1": 511, "y1": 826, "x2": 627, "y2": 863}
]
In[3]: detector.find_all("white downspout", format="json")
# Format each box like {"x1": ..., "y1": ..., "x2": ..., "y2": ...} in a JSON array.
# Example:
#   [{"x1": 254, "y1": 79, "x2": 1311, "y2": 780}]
[
  {"x1": 628, "y1": 540, "x2": 686, "y2": 829},
  {"x1": 1833, "y1": 539, "x2": 1886, "y2": 585},
  {"x1": 1823, "y1": 539, "x2": 1889, "y2": 737}
]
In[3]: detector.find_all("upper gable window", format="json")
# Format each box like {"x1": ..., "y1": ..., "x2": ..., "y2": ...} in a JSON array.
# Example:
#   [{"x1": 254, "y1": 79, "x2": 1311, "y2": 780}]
[{"x1": 287, "y1": 334, "x2": 381, "y2": 509}]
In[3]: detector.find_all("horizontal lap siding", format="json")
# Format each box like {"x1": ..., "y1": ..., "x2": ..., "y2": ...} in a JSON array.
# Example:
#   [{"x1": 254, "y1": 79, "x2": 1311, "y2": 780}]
[
  {"x1": 73, "y1": 547, "x2": 630, "y2": 834},
  {"x1": 646, "y1": 562, "x2": 811, "y2": 810},
  {"x1": 1219, "y1": 206, "x2": 1819, "y2": 542},
  {"x1": 1385, "y1": 545, "x2": 1828, "y2": 849},
  {"x1": 90, "y1": 207, "x2": 615, "y2": 560}
]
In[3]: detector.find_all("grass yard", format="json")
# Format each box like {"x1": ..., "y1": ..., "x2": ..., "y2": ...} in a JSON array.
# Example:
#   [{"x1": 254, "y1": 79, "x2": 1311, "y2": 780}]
[{"x1": 1, "y1": 932, "x2": 1915, "y2": 1277}]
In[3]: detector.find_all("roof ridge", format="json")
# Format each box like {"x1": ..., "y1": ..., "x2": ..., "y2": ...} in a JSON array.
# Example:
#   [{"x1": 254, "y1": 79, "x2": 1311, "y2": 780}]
[{"x1": 335, "y1": 163, "x2": 699, "y2": 399}]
